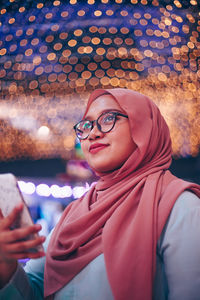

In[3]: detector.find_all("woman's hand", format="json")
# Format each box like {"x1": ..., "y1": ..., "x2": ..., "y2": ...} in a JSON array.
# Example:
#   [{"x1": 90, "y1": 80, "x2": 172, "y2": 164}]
[{"x1": 0, "y1": 203, "x2": 45, "y2": 287}]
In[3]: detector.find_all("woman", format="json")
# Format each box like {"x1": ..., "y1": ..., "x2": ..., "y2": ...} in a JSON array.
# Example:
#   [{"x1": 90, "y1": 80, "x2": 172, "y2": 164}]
[{"x1": 0, "y1": 88, "x2": 200, "y2": 300}]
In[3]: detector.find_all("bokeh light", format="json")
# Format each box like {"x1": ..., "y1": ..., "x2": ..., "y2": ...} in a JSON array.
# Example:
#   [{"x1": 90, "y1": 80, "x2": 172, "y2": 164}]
[{"x1": 0, "y1": 0, "x2": 199, "y2": 160}]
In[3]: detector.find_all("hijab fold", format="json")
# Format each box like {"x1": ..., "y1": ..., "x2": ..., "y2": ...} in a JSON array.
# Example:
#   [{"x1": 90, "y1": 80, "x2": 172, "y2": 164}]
[{"x1": 44, "y1": 88, "x2": 200, "y2": 300}]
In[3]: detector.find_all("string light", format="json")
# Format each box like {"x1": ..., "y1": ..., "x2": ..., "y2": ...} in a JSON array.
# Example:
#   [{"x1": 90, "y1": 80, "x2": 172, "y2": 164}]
[
  {"x1": 18, "y1": 180, "x2": 89, "y2": 199},
  {"x1": 0, "y1": 0, "x2": 199, "y2": 160}
]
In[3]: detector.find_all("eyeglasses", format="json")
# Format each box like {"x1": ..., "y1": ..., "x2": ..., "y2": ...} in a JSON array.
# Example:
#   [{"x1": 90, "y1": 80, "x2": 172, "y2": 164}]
[{"x1": 73, "y1": 111, "x2": 128, "y2": 140}]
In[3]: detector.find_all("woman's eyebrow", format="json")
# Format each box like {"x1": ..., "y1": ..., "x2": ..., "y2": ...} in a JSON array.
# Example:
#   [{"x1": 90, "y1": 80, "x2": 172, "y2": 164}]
[{"x1": 85, "y1": 108, "x2": 123, "y2": 120}]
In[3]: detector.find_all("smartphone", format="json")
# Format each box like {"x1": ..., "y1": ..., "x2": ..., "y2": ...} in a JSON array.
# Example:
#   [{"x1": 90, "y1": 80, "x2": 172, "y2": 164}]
[{"x1": 0, "y1": 173, "x2": 44, "y2": 252}]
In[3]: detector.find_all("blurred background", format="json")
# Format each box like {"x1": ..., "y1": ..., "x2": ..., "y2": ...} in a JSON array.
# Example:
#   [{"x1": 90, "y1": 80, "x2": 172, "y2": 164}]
[{"x1": 0, "y1": 0, "x2": 199, "y2": 234}]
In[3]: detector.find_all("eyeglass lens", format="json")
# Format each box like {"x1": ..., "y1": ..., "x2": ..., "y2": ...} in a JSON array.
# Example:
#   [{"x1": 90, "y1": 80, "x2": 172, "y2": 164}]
[{"x1": 75, "y1": 112, "x2": 116, "y2": 139}]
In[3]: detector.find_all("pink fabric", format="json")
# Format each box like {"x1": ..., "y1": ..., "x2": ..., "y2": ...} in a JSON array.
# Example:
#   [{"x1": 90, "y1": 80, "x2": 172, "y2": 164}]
[{"x1": 44, "y1": 88, "x2": 200, "y2": 300}]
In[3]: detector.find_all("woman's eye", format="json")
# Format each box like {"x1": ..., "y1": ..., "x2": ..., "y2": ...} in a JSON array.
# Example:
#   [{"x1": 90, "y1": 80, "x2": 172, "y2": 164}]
[
  {"x1": 81, "y1": 121, "x2": 91, "y2": 130},
  {"x1": 103, "y1": 115, "x2": 115, "y2": 123}
]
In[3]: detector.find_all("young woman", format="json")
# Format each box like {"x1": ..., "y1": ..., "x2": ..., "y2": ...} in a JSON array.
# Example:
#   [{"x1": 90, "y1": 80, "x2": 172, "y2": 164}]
[{"x1": 0, "y1": 88, "x2": 200, "y2": 300}]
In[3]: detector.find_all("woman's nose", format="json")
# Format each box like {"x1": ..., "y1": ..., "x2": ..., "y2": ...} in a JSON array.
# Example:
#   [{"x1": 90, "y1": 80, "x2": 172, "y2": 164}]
[{"x1": 88, "y1": 122, "x2": 104, "y2": 140}]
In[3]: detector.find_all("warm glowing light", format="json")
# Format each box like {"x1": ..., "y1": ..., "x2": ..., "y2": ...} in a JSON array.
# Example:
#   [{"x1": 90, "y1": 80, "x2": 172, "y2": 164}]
[
  {"x1": 78, "y1": 10, "x2": 85, "y2": 16},
  {"x1": 8, "y1": 18, "x2": 15, "y2": 24},
  {"x1": 1, "y1": 9, "x2": 6, "y2": 14},
  {"x1": 37, "y1": 3, "x2": 44, "y2": 8},
  {"x1": 68, "y1": 39, "x2": 77, "y2": 47},
  {"x1": 94, "y1": 10, "x2": 102, "y2": 17},
  {"x1": 106, "y1": 10, "x2": 113, "y2": 16},
  {"x1": 74, "y1": 29, "x2": 83, "y2": 36},
  {"x1": 0, "y1": 48, "x2": 7, "y2": 55},
  {"x1": 61, "y1": 11, "x2": 68, "y2": 17},
  {"x1": 53, "y1": 0, "x2": 61, "y2": 6},
  {"x1": 37, "y1": 126, "x2": 50, "y2": 139},
  {"x1": 29, "y1": 15, "x2": 36, "y2": 22},
  {"x1": 47, "y1": 53, "x2": 56, "y2": 60},
  {"x1": 0, "y1": 0, "x2": 198, "y2": 160},
  {"x1": 25, "y1": 49, "x2": 33, "y2": 56},
  {"x1": 33, "y1": 56, "x2": 41, "y2": 65}
]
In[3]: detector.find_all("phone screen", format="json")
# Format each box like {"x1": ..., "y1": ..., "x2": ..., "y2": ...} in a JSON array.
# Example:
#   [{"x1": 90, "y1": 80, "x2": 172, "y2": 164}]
[{"x1": 0, "y1": 173, "x2": 44, "y2": 252}]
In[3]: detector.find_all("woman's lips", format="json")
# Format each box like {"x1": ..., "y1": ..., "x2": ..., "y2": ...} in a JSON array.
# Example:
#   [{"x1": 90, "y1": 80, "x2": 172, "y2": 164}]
[{"x1": 89, "y1": 143, "x2": 109, "y2": 154}]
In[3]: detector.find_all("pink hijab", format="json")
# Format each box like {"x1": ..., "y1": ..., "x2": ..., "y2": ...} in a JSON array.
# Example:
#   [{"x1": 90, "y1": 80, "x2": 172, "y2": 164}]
[{"x1": 44, "y1": 88, "x2": 200, "y2": 300}]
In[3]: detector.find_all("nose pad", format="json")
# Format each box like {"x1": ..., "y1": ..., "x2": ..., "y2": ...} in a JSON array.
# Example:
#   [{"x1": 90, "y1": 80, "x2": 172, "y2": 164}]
[{"x1": 88, "y1": 122, "x2": 103, "y2": 139}]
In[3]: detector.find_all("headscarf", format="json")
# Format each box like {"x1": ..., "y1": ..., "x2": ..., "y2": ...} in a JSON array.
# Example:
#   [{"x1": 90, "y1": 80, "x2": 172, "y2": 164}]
[{"x1": 44, "y1": 88, "x2": 200, "y2": 300}]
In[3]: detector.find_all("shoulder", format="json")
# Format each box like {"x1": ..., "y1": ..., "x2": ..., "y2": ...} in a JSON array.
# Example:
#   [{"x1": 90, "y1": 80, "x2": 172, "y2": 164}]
[
  {"x1": 167, "y1": 190, "x2": 200, "y2": 225},
  {"x1": 158, "y1": 191, "x2": 200, "y2": 251},
  {"x1": 157, "y1": 191, "x2": 200, "y2": 299},
  {"x1": 169, "y1": 190, "x2": 200, "y2": 220}
]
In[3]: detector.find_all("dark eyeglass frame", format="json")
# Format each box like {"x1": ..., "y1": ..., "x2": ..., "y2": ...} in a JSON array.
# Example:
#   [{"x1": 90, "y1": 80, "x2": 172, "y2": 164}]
[{"x1": 73, "y1": 111, "x2": 128, "y2": 140}]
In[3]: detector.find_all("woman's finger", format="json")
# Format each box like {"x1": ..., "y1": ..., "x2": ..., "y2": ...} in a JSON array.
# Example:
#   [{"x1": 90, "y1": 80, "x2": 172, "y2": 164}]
[
  {"x1": 0, "y1": 203, "x2": 23, "y2": 230},
  {"x1": 0, "y1": 224, "x2": 42, "y2": 244},
  {"x1": 3, "y1": 250, "x2": 45, "y2": 261},
  {"x1": 3, "y1": 236, "x2": 46, "y2": 254}
]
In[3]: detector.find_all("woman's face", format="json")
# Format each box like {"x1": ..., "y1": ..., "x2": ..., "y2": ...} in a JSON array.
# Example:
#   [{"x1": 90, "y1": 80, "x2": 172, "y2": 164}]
[{"x1": 80, "y1": 94, "x2": 137, "y2": 173}]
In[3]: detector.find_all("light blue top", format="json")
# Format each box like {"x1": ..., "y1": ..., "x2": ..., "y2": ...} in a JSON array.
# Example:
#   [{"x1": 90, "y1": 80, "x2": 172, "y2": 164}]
[{"x1": 1, "y1": 191, "x2": 200, "y2": 300}]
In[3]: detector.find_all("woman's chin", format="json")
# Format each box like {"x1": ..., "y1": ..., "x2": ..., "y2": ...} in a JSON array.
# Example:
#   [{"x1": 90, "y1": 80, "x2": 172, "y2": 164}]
[{"x1": 92, "y1": 164, "x2": 121, "y2": 174}]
